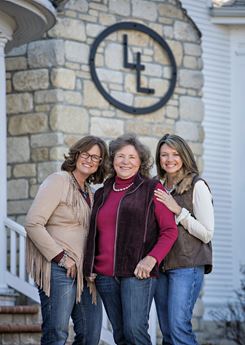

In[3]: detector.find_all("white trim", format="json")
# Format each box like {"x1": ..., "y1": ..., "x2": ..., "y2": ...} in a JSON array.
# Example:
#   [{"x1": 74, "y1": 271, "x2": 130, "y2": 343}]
[
  {"x1": 211, "y1": 16, "x2": 245, "y2": 24},
  {"x1": 210, "y1": 4, "x2": 245, "y2": 24},
  {"x1": 4, "y1": 217, "x2": 27, "y2": 237},
  {"x1": 0, "y1": 37, "x2": 8, "y2": 294},
  {"x1": 5, "y1": 272, "x2": 40, "y2": 303},
  {"x1": 211, "y1": 8, "x2": 245, "y2": 15}
]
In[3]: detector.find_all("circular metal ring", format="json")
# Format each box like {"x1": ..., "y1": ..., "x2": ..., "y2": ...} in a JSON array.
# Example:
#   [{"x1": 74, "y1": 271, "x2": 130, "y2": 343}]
[{"x1": 89, "y1": 22, "x2": 177, "y2": 115}]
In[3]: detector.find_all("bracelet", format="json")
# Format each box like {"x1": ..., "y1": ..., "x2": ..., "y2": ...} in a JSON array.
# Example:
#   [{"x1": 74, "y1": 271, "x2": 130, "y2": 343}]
[
  {"x1": 58, "y1": 251, "x2": 68, "y2": 268},
  {"x1": 175, "y1": 207, "x2": 189, "y2": 224}
]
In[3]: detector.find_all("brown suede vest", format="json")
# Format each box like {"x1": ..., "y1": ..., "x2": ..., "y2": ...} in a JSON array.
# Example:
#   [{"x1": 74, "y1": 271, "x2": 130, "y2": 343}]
[{"x1": 161, "y1": 176, "x2": 212, "y2": 274}]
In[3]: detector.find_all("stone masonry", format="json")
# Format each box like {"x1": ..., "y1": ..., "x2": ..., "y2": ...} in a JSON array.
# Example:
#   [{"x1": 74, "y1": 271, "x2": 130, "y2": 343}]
[{"x1": 6, "y1": 0, "x2": 205, "y2": 343}]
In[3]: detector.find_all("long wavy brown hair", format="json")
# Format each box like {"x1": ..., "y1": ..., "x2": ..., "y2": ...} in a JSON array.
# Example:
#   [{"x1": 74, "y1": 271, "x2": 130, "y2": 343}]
[{"x1": 155, "y1": 133, "x2": 199, "y2": 179}]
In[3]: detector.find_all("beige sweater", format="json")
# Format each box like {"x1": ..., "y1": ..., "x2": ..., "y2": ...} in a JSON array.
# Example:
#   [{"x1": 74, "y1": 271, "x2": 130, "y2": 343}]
[{"x1": 25, "y1": 171, "x2": 93, "y2": 302}]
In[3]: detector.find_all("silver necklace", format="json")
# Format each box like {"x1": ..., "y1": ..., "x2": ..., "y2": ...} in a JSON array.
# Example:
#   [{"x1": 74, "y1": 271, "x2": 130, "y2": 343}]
[
  {"x1": 113, "y1": 182, "x2": 134, "y2": 192},
  {"x1": 164, "y1": 184, "x2": 175, "y2": 194}
]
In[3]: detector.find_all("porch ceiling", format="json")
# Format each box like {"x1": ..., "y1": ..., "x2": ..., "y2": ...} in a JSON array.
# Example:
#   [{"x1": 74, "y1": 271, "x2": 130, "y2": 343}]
[{"x1": 0, "y1": 0, "x2": 57, "y2": 52}]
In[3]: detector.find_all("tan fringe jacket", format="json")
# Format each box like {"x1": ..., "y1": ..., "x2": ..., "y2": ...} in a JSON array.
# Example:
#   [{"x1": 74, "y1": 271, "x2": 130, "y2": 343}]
[{"x1": 25, "y1": 171, "x2": 93, "y2": 302}]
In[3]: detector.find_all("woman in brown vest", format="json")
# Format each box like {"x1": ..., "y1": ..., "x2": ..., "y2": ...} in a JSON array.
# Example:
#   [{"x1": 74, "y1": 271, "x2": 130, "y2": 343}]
[{"x1": 154, "y1": 133, "x2": 214, "y2": 345}]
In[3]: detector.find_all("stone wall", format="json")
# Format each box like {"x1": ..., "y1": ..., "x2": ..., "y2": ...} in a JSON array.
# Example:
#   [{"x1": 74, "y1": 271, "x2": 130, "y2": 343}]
[
  {"x1": 6, "y1": 0, "x2": 204, "y2": 222},
  {"x1": 6, "y1": 0, "x2": 205, "y2": 341}
]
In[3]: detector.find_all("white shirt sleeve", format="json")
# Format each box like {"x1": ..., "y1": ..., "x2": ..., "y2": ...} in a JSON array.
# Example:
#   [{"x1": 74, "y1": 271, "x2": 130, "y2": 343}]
[{"x1": 175, "y1": 180, "x2": 214, "y2": 244}]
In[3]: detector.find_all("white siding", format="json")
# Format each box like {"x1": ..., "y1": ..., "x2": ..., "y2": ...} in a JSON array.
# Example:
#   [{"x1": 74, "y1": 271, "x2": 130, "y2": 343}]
[
  {"x1": 230, "y1": 28, "x2": 245, "y2": 290},
  {"x1": 180, "y1": 0, "x2": 234, "y2": 313}
]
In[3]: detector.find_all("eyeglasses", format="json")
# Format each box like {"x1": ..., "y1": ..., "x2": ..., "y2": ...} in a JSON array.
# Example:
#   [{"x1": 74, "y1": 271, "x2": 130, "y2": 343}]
[{"x1": 79, "y1": 152, "x2": 102, "y2": 163}]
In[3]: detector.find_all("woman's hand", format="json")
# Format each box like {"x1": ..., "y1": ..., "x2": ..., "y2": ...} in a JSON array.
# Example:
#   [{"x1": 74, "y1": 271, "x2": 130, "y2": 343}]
[
  {"x1": 134, "y1": 256, "x2": 157, "y2": 279},
  {"x1": 86, "y1": 273, "x2": 97, "y2": 283},
  {"x1": 65, "y1": 256, "x2": 77, "y2": 279},
  {"x1": 154, "y1": 189, "x2": 182, "y2": 216}
]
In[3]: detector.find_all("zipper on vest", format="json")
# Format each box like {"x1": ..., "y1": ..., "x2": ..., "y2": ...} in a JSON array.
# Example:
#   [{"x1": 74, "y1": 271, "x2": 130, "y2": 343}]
[
  {"x1": 113, "y1": 197, "x2": 123, "y2": 276},
  {"x1": 112, "y1": 180, "x2": 144, "y2": 276},
  {"x1": 143, "y1": 198, "x2": 153, "y2": 243}
]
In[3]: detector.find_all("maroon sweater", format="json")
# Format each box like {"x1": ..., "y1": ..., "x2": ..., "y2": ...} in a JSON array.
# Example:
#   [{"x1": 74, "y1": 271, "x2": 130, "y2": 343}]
[{"x1": 94, "y1": 175, "x2": 177, "y2": 276}]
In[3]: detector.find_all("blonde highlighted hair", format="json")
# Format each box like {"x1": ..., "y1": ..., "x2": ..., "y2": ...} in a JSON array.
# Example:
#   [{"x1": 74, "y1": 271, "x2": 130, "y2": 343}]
[{"x1": 155, "y1": 133, "x2": 199, "y2": 180}]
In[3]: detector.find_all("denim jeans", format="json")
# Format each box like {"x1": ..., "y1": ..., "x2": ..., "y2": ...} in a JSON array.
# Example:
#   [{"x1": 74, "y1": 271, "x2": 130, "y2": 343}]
[
  {"x1": 39, "y1": 262, "x2": 102, "y2": 345},
  {"x1": 96, "y1": 275, "x2": 157, "y2": 345},
  {"x1": 154, "y1": 267, "x2": 204, "y2": 345}
]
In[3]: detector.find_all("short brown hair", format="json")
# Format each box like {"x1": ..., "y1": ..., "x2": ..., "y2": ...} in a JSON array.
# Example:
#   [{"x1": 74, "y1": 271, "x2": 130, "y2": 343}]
[
  {"x1": 109, "y1": 133, "x2": 153, "y2": 178},
  {"x1": 155, "y1": 133, "x2": 199, "y2": 179},
  {"x1": 61, "y1": 135, "x2": 108, "y2": 184}
]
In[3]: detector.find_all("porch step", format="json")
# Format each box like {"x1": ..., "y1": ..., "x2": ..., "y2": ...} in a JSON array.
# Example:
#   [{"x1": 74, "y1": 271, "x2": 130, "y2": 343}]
[
  {"x1": 0, "y1": 305, "x2": 39, "y2": 315},
  {"x1": 0, "y1": 304, "x2": 75, "y2": 345},
  {"x1": 0, "y1": 304, "x2": 42, "y2": 345},
  {"x1": 0, "y1": 323, "x2": 41, "y2": 333}
]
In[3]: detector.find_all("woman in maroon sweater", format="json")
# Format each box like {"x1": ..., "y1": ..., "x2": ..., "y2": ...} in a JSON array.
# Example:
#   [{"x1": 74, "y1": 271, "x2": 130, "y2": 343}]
[{"x1": 84, "y1": 134, "x2": 178, "y2": 345}]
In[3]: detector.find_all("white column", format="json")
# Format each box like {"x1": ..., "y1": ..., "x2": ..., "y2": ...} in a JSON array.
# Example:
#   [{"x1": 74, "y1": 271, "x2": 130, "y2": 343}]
[{"x1": 0, "y1": 35, "x2": 8, "y2": 294}]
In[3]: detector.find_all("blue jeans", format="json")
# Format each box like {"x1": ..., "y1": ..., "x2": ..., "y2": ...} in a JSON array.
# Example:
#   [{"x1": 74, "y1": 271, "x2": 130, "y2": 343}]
[
  {"x1": 96, "y1": 275, "x2": 157, "y2": 345},
  {"x1": 39, "y1": 262, "x2": 102, "y2": 345},
  {"x1": 154, "y1": 267, "x2": 204, "y2": 345}
]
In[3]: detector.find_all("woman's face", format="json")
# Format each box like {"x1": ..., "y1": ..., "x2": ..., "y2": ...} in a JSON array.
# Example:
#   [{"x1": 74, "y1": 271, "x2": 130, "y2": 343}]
[
  {"x1": 113, "y1": 144, "x2": 141, "y2": 179},
  {"x1": 159, "y1": 144, "x2": 183, "y2": 177},
  {"x1": 75, "y1": 144, "x2": 101, "y2": 178}
]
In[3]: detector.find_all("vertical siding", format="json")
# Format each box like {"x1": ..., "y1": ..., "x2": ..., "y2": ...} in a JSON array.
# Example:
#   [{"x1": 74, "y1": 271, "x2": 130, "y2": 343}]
[
  {"x1": 180, "y1": 0, "x2": 234, "y2": 310},
  {"x1": 230, "y1": 29, "x2": 245, "y2": 291}
]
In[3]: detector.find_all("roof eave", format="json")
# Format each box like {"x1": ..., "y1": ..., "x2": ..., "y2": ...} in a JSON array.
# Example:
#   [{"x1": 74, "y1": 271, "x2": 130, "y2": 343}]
[{"x1": 210, "y1": 7, "x2": 245, "y2": 24}]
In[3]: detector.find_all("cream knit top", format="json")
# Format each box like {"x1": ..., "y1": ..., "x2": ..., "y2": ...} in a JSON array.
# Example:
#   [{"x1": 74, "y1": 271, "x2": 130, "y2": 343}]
[{"x1": 25, "y1": 171, "x2": 93, "y2": 302}]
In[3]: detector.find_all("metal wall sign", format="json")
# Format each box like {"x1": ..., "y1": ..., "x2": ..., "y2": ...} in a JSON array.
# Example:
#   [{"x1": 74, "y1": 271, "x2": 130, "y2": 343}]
[{"x1": 89, "y1": 22, "x2": 177, "y2": 115}]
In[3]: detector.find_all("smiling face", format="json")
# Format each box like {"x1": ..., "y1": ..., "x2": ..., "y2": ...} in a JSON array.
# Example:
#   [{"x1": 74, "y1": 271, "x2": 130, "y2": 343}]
[
  {"x1": 113, "y1": 144, "x2": 141, "y2": 179},
  {"x1": 75, "y1": 144, "x2": 101, "y2": 180},
  {"x1": 159, "y1": 143, "x2": 183, "y2": 178}
]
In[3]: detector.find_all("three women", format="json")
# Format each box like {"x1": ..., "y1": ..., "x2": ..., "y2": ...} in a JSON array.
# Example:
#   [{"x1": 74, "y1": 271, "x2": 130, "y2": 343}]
[
  {"x1": 26, "y1": 132, "x2": 213, "y2": 345},
  {"x1": 25, "y1": 135, "x2": 108, "y2": 345}
]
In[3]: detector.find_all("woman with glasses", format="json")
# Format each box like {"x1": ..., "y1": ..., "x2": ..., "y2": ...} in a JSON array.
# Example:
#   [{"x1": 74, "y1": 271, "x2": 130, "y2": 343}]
[
  {"x1": 25, "y1": 136, "x2": 108, "y2": 345},
  {"x1": 84, "y1": 133, "x2": 178, "y2": 345}
]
